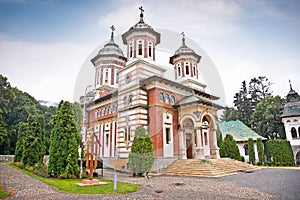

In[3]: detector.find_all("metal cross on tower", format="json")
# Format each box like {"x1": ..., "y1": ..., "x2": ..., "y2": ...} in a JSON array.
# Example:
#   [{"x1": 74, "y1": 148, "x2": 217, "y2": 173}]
[
  {"x1": 110, "y1": 25, "x2": 115, "y2": 39},
  {"x1": 181, "y1": 32, "x2": 186, "y2": 45},
  {"x1": 139, "y1": 6, "x2": 144, "y2": 15}
]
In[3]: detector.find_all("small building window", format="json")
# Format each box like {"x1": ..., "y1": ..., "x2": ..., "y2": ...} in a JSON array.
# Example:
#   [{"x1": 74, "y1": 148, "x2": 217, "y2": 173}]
[
  {"x1": 244, "y1": 144, "x2": 248, "y2": 155},
  {"x1": 177, "y1": 65, "x2": 181, "y2": 77},
  {"x1": 193, "y1": 64, "x2": 197, "y2": 76},
  {"x1": 105, "y1": 69, "x2": 109, "y2": 83},
  {"x1": 165, "y1": 94, "x2": 170, "y2": 104},
  {"x1": 148, "y1": 42, "x2": 153, "y2": 57},
  {"x1": 298, "y1": 127, "x2": 300, "y2": 138},
  {"x1": 128, "y1": 95, "x2": 133, "y2": 104},
  {"x1": 159, "y1": 92, "x2": 165, "y2": 102},
  {"x1": 291, "y1": 127, "x2": 297, "y2": 138},
  {"x1": 170, "y1": 95, "x2": 175, "y2": 104},
  {"x1": 105, "y1": 133, "x2": 109, "y2": 147},
  {"x1": 204, "y1": 132, "x2": 208, "y2": 145},
  {"x1": 166, "y1": 127, "x2": 171, "y2": 144},
  {"x1": 185, "y1": 63, "x2": 189, "y2": 75},
  {"x1": 138, "y1": 41, "x2": 143, "y2": 55},
  {"x1": 129, "y1": 42, "x2": 133, "y2": 58}
]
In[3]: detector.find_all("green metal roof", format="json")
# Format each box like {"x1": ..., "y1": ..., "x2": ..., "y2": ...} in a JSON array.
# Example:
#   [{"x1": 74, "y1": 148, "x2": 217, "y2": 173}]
[{"x1": 218, "y1": 120, "x2": 266, "y2": 142}]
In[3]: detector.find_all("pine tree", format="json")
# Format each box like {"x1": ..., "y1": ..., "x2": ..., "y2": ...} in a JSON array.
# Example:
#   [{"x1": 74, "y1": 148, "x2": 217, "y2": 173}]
[
  {"x1": 221, "y1": 134, "x2": 241, "y2": 161},
  {"x1": 21, "y1": 114, "x2": 46, "y2": 166},
  {"x1": 128, "y1": 126, "x2": 155, "y2": 175},
  {"x1": 48, "y1": 101, "x2": 80, "y2": 178},
  {"x1": 248, "y1": 138, "x2": 255, "y2": 164},
  {"x1": 14, "y1": 122, "x2": 29, "y2": 162},
  {"x1": 257, "y1": 138, "x2": 264, "y2": 165}
]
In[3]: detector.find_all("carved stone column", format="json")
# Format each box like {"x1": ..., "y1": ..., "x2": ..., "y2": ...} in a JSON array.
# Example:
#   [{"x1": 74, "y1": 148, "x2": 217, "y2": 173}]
[
  {"x1": 195, "y1": 127, "x2": 205, "y2": 159},
  {"x1": 211, "y1": 128, "x2": 220, "y2": 159},
  {"x1": 179, "y1": 128, "x2": 187, "y2": 159}
]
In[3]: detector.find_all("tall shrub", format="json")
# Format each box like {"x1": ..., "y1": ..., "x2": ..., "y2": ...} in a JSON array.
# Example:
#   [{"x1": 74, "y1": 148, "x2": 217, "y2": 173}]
[
  {"x1": 48, "y1": 101, "x2": 80, "y2": 178},
  {"x1": 14, "y1": 122, "x2": 29, "y2": 162},
  {"x1": 257, "y1": 138, "x2": 264, "y2": 165},
  {"x1": 221, "y1": 134, "x2": 241, "y2": 161},
  {"x1": 265, "y1": 139, "x2": 294, "y2": 166},
  {"x1": 128, "y1": 126, "x2": 155, "y2": 175},
  {"x1": 248, "y1": 138, "x2": 255, "y2": 164},
  {"x1": 21, "y1": 114, "x2": 46, "y2": 166}
]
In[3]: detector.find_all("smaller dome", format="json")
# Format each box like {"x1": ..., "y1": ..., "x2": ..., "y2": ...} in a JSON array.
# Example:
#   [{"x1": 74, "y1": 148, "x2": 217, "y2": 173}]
[
  {"x1": 98, "y1": 40, "x2": 124, "y2": 57},
  {"x1": 174, "y1": 34, "x2": 195, "y2": 55}
]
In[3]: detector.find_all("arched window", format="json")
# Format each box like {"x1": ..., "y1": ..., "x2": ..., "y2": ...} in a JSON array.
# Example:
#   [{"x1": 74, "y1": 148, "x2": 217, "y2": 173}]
[
  {"x1": 193, "y1": 64, "x2": 197, "y2": 76},
  {"x1": 298, "y1": 127, "x2": 300, "y2": 138},
  {"x1": 165, "y1": 94, "x2": 170, "y2": 104},
  {"x1": 177, "y1": 65, "x2": 181, "y2": 77},
  {"x1": 123, "y1": 96, "x2": 128, "y2": 106},
  {"x1": 291, "y1": 127, "x2": 297, "y2": 138},
  {"x1": 243, "y1": 144, "x2": 248, "y2": 155},
  {"x1": 159, "y1": 92, "x2": 165, "y2": 102},
  {"x1": 128, "y1": 95, "x2": 133, "y2": 104},
  {"x1": 148, "y1": 42, "x2": 153, "y2": 57},
  {"x1": 129, "y1": 42, "x2": 133, "y2": 58},
  {"x1": 138, "y1": 40, "x2": 143, "y2": 56},
  {"x1": 185, "y1": 62, "x2": 189, "y2": 75},
  {"x1": 170, "y1": 95, "x2": 175, "y2": 104},
  {"x1": 96, "y1": 70, "x2": 100, "y2": 84}
]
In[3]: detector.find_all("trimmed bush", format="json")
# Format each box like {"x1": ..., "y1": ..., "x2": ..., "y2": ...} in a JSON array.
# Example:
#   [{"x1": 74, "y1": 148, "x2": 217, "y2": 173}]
[
  {"x1": 248, "y1": 138, "x2": 255, "y2": 164},
  {"x1": 265, "y1": 139, "x2": 294, "y2": 166},
  {"x1": 257, "y1": 138, "x2": 264, "y2": 165},
  {"x1": 220, "y1": 134, "x2": 241, "y2": 161}
]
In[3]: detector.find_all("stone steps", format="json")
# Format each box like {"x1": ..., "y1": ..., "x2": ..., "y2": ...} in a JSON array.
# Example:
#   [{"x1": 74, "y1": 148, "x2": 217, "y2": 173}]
[{"x1": 163, "y1": 158, "x2": 260, "y2": 177}]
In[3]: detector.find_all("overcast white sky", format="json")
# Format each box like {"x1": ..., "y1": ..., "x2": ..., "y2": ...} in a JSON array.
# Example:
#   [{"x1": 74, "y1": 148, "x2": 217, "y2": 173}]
[{"x1": 0, "y1": 0, "x2": 299, "y2": 106}]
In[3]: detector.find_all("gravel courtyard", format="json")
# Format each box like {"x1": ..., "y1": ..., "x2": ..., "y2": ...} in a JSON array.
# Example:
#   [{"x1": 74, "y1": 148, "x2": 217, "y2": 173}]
[{"x1": 0, "y1": 163, "x2": 299, "y2": 200}]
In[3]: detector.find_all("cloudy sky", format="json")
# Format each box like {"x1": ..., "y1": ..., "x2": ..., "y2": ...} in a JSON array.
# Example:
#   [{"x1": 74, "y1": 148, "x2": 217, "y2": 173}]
[{"x1": 0, "y1": 0, "x2": 299, "y2": 106}]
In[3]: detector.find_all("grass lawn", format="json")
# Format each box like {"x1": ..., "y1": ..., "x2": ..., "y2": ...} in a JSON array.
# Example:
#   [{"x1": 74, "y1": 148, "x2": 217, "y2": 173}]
[
  {"x1": 9, "y1": 163, "x2": 139, "y2": 194},
  {"x1": 0, "y1": 184, "x2": 9, "y2": 199}
]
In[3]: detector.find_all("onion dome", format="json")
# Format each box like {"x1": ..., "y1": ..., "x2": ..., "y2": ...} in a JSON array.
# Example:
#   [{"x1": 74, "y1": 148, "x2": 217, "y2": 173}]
[
  {"x1": 122, "y1": 6, "x2": 160, "y2": 45},
  {"x1": 170, "y1": 32, "x2": 201, "y2": 64},
  {"x1": 281, "y1": 80, "x2": 300, "y2": 118}
]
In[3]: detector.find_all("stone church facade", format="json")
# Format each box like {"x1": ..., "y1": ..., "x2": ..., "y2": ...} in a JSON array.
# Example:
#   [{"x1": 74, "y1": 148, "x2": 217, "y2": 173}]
[{"x1": 83, "y1": 7, "x2": 222, "y2": 170}]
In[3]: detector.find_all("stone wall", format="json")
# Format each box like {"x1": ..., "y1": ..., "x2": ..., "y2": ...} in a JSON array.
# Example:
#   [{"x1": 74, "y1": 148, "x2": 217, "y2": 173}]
[{"x1": 0, "y1": 155, "x2": 14, "y2": 162}]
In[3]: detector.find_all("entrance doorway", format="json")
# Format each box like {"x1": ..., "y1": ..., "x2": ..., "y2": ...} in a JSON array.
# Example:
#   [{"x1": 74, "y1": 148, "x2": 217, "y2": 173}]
[{"x1": 186, "y1": 133, "x2": 193, "y2": 159}]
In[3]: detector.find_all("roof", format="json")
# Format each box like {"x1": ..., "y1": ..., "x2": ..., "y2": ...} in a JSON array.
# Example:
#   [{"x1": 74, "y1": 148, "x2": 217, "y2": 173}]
[
  {"x1": 281, "y1": 84, "x2": 300, "y2": 118},
  {"x1": 174, "y1": 95, "x2": 223, "y2": 109},
  {"x1": 218, "y1": 120, "x2": 266, "y2": 142}
]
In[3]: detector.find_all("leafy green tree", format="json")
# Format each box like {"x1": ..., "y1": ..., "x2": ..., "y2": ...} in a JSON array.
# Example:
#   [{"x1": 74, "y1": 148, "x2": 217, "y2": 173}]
[
  {"x1": 257, "y1": 138, "x2": 264, "y2": 165},
  {"x1": 265, "y1": 139, "x2": 294, "y2": 166},
  {"x1": 251, "y1": 96, "x2": 285, "y2": 139},
  {"x1": 128, "y1": 126, "x2": 155, "y2": 175},
  {"x1": 220, "y1": 134, "x2": 241, "y2": 161},
  {"x1": 217, "y1": 129, "x2": 223, "y2": 149},
  {"x1": 248, "y1": 138, "x2": 255, "y2": 164},
  {"x1": 14, "y1": 122, "x2": 29, "y2": 162},
  {"x1": 21, "y1": 114, "x2": 46, "y2": 166},
  {"x1": 48, "y1": 101, "x2": 80, "y2": 178}
]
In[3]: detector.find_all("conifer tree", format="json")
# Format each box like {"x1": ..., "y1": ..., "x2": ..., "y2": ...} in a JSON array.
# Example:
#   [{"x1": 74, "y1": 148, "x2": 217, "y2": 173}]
[
  {"x1": 48, "y1": 101, "x2": 80, "y2": 178},
  {"x1": 14, "y1": 122, "x2": 29, "y2": 162},
  {"x1": 128, "y1": 126, "x2": 154, "y2": 175},
  {"x1": 21, "y1": 114, "x2": 46, "y2": 166},
  {"x1": 257, "y1": 138, "x2": 264, "y2": 165},
  {"x1": 248, "y1": 138, "x2": 255, "y2": 164}
]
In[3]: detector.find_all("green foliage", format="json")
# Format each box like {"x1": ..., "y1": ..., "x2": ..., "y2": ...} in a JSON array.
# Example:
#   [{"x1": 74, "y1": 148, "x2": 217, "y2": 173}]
[
  {"x1": 248, "y1": 138, "x2": 255, "y2": 164},
  {"x1": 128, "y1": 126, "x2": 155, "y2": 175},
  {"x1": 220, "y1": 107, "x2": 239, "y2": 122},
  {"x1": 14, "y1": 122, "x2": 29, "y2": 162},
  {"x1": 48, "y1": 101, "x2": 80, "y2": 178},
  {"x1": 257, "y1": 138, "x2": 264, "y2": 164},
  {"x1": 251, "y1": 96, "x2": 285, "y2": 139},
  {"x1": 0, "y1": 74, "x2": 56, "y2": 154},
  {"x1": 220, "y1": 134, "x2": 241, "y2": 161},
  {"x1": 217, "y1": 129, "x2": 223, "y2": 149},
  {"x1": 21, "y1": 114, "x2": 46, "y2": 166},
  {"x1": 265, "y1": 139, "x2": 294, "y2": 166}
]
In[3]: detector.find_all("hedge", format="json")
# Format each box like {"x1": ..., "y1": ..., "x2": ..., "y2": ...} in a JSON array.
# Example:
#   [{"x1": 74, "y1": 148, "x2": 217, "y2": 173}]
[{"x1": 265, "y1": 139, "x2": 294, "y2": 166}]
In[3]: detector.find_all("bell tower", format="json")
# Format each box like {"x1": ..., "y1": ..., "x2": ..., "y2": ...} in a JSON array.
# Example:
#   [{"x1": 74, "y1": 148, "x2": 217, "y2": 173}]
[{"x1": 122, "y1": 6, "x2": 160, "y2": 63}]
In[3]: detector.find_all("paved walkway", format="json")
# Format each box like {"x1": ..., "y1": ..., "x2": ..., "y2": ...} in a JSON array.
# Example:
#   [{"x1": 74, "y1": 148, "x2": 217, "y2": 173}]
[{"x1": 0, "y1": 163, "x2": 299, "y2": 199}]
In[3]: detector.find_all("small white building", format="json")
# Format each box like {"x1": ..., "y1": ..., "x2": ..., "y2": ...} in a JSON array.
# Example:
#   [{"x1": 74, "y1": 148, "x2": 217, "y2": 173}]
[
  {"x1": 218, "y1": 120, "x2": 266, "y2": 163},
  {"x1": 281, "y1": 82, "x2": 300, "y2": 165}
]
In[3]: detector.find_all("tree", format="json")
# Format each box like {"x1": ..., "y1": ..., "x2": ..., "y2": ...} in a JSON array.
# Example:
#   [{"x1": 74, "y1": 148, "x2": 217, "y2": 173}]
[
  {"x1": 220, "y1": 134, "x2": 241, "y2": 161},
  {"x1": 233, "y1": 81, "x2": 252, "y2": 126},
  {"x1": 21, "y1": 114, "x2": 46, "y2": 166},
  {"x1": 220, "y1": 107, "x2": 239, "y2": 122},
  {"x1": 14, "y1": 122, "x2": 29, "y2": 162},
  {"x1": 257, "y1": 138, "x2": 264, "y2": 165},
  {"x1": 48, "y1": 101, "x2": 80, "y2": 178},
  {"x1": 248, "y1": 138, "x2": 255, "y2": 164},
  {"x1": 128, "y1": 126, "x2": 155, "y2": 175},
  {"x1": 251, "y1": 96, "x2": 285, "y2": 139},
  {"x1": 265, "y1": 139, "x2": 294, "y2": 166},
  {"x1": 249, "y1": 76, "x2": 272, "y2": 110}
]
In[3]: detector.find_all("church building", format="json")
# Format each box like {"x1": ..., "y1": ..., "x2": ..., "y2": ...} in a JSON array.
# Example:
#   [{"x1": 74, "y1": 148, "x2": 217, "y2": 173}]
[
  {"x1": 83, "y1": 7, "x2": 222, "y2": 170},
  {"x1": 281, "y1": 81, "x2": 300, "y2": 165}
]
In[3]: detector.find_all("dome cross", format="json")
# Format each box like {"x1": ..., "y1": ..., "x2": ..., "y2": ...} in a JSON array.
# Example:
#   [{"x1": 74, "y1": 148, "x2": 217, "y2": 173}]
[{"x1": 181, "y1": 32, "x2": 186, "y2": 46}]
